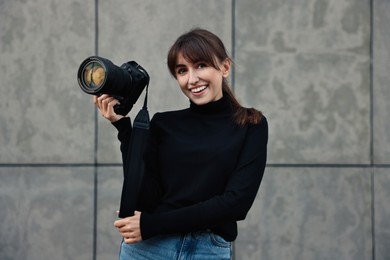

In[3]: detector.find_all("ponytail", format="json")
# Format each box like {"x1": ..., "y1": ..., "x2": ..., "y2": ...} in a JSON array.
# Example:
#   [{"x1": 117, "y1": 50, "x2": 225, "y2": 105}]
[{"x1": 222, "y1": 79, "x2": 263, "y2": 126}]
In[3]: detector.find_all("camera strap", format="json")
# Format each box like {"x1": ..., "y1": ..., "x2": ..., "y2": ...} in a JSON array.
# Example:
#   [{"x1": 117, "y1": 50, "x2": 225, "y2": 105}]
[{"x1": 118, "y1": 85, "x2": 150, "y2": 218}]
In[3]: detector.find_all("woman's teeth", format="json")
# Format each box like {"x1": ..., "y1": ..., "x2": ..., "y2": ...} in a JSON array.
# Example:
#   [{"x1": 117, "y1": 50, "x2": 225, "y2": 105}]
[{"x1": 191, "y1": 86, "x2": 207, "y2": 93}]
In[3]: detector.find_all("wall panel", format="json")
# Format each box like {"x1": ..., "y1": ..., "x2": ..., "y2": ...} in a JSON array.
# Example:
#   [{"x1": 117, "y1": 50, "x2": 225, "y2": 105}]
[
  {"x1": 373, "y1": 0, "x2": 390, "y2": 164},
  {"x1": 374, "y1": 168, "x2": 390, "y2": 260},
  {"x1": 0, "y1": 167, "x2": 94, "y2": 260},
  {"x1": 235, "y1": 167, "x2": 372, "y2": 260},
  {"x1": 235, "y1": 0, "x2": 371, "y2": 164},
  {"x1": 0, "y1": 0, "x2": 96, "y2": 164}
]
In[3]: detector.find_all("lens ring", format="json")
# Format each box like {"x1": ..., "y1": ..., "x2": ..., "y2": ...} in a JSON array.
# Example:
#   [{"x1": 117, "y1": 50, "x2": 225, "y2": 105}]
[{"x1": 81, "y1": 60, "x2": 106, "y2": 92}]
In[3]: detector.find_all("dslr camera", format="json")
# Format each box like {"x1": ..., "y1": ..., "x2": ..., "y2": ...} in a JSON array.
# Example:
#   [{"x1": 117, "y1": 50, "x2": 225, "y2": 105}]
[{"x1": 77, "y1": 56, "x2": 150, "y2": 115}]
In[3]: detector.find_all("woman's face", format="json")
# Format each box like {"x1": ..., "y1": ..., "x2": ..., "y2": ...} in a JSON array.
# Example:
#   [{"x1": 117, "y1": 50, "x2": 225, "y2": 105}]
[{"x1": 174, "y1": 52, "x2": 231, "y2": 105}]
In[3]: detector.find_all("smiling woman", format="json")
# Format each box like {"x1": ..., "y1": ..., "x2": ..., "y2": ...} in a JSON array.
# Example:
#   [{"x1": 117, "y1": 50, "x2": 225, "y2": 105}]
[
  {"x1": 173, "y1": 52, "x2": 230, "y2": 105},
  {"x1": 94, "y1": 28, "x2": 268, "y2": 260}
]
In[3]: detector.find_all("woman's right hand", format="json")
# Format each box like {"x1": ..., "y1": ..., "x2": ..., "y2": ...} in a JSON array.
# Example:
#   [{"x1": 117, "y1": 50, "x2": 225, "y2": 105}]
[{"x1": 93, "y1": 94, "x2": 124, "y2": 123}]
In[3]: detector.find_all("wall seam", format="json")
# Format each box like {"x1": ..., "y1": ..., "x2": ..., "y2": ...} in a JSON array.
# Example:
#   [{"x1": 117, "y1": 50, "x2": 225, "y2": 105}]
[
  {"x1": 2, "y1": 163, "x2": 390, "y2": 168},
  {"x1": 369, "y1": 0, "x2": 376, "y2": 259},
  {"x1": 231, "y1": 0, "x2": 236, "y2": 93}
]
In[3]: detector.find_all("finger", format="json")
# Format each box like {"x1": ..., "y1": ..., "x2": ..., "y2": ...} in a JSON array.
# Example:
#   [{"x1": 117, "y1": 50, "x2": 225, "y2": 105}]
[
  {"x1": 124, "y1": 237, "x2": 134, "y2": 244},
  {"x1": 121, "y1": 231, "x2": 132, "y2": 238},
  {"x1": 118, "y1": 226, "x2": 129, "y2": 233},
  {"x1": 97, "y1": 94, "x2": 109, "y2": 107},
  {"x1": 99, "y1": 94, "x2": 109, "y2": 99},
  {"x1": 96, "y1": 95, "x2": 106, "y2": 110},
  {"x1": 102, "y1": 97, "x2": 115, "y2": 107},
  {"x1": 108, "y1": 98, "x2": 120, "y2": 107},
  {"x1": 98, "y1": 97, "x2": 112, "y2": 117},
  {"x1": 106, "y1": 99, "x2": 119, "y2": 114},
  {"x1": 124, "y1": 236, "x2": 141, "y2": 244},
  {"x1": 100, "y1": 96, "x2": 110, "y2": 107},
  {"x1": 94, "y1": 96, "x2": 103, "y2": 110},
  {"x1": 101, "y1": 97, "x2": 116, "y2": 114},
  {"x1": 114, "y1": 219, "x2": 126, "y2": 228},
  {"x1": 117, "y1": 223, "x2": 137, "y2": 233}
]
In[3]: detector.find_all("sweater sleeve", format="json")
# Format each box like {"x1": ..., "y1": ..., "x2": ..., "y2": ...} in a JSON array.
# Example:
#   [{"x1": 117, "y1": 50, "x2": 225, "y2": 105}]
[{"x1": 140, "y1": 117, "x2": 268, "y2": 240}]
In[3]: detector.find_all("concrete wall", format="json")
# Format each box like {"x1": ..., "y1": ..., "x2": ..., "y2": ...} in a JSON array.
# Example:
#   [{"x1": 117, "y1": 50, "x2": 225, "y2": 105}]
[{"x1": 0, "y1": 0, "x2": 388, "y2": 259}]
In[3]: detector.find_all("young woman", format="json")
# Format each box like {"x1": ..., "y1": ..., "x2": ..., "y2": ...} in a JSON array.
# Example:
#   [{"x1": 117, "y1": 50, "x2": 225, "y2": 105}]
[{"x1": 94, "y1": 28, "x2": 268, "y2": 260}]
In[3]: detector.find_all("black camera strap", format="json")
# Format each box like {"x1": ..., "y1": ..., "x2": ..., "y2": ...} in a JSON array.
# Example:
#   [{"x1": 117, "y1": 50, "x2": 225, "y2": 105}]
[{"x1": 118, "y1": 84, "x2": 150, "y2": 218}]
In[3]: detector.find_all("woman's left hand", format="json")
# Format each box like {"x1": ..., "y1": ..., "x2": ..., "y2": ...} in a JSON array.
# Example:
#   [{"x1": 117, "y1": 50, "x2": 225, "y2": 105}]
[{"x1": 114, "y1": 211, "x2": 143, "y2": 244}]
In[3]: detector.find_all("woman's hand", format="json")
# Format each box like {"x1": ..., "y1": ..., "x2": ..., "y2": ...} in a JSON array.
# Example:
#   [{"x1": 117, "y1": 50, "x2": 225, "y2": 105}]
[
  {"x1": 93, "y1": 94, "x2": 124, "y2": 122},
  {"x1": 114, "y1": 211, "x2": 143, "y2": 244}
]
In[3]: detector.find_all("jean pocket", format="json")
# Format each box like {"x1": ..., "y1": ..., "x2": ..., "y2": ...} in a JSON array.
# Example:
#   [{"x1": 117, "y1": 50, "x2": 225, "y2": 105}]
[{"x1": 209, "y1": 233, "x2": 231, "y2": 248}]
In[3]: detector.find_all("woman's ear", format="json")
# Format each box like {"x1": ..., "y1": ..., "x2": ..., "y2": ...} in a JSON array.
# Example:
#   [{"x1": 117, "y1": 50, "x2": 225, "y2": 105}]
[{"x1": 221, "y1": 58, "x2": 231, "y2": 78}]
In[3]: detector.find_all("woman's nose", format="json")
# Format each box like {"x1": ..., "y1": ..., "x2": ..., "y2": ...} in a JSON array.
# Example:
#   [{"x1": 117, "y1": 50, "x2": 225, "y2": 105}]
[{"x1": 188, "y1": 69, "x2": 199, "y2": 84}]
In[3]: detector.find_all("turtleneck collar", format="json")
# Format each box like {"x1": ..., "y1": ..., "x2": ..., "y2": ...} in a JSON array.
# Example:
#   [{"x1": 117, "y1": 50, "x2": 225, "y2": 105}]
[{"x1": 189, "y1": 95, "x2": 233, "y2": 115}]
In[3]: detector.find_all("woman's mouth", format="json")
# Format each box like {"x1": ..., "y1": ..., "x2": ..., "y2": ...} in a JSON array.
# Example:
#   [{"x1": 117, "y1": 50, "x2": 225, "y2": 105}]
[{"x1": 191, "y1": 86, "x2": 207, "y2": 95}]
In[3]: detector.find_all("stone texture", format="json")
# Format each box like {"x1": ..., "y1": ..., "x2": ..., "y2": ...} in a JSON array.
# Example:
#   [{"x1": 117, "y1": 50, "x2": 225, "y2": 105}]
[
  {"x1": 373, "y1": 0, "x2": 390, "y2": 164},
  {"x1": 96, "y1": 167, "x2": 123, "y2": 260},
  {"x1": 235, "y1": 0, "x2": 371, "y2": 164},
  {"x1": 0, "y1": 1, "x2": 388, "y2": 260},
  {"x1": 0, "y1": 0, "x2": 96, "y2": 163},
  {"x1": 374, "y1": 168, "x2": 390, "y2": 260},
  {"x1": 0, "y1": 167, "x2": 94, "y2": 260},
  {"x1": 235, "y1": 167, "x2": 372, "y2": 260}
]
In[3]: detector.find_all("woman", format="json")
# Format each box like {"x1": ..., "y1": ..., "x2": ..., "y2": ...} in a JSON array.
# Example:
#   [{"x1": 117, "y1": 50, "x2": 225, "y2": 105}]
[{"x1": 95, "y1": 28, "x2": 268, "y2": 260}]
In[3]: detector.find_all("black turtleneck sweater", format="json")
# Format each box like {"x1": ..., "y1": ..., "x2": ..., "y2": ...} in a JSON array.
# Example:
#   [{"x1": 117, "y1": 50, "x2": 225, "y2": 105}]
[{"x1": 112, "y1": 95, "x2": 268, "y2": 242}]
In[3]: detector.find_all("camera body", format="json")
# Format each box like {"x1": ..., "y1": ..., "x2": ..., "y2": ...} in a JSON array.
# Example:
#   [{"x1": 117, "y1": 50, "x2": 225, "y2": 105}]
[{"x1": 77, "y1": 56, "x2": 150, "y2": 115}]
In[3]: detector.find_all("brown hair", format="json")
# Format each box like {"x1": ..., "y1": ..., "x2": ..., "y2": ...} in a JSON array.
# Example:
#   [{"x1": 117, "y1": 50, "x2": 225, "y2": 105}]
[{"x1": 167, "y1": 28, "x2": 263, "y2": 126}]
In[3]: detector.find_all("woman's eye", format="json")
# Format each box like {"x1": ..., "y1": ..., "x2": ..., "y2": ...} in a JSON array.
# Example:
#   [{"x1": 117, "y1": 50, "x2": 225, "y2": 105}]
[
  {"x1": 176, "y1": 68, "x2": 186, "y2": 74},
  {"x1": 198, "y1": 63, "x2": 207, "y2": 69}
]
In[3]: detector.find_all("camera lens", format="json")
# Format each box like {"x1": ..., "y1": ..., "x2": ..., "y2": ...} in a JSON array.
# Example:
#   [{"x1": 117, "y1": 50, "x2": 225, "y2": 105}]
[
  {"x1": 77, "y1": 56, "x2": 150, "y2": 115},
  {"x1": 81, "y1": 61, "x2": 106, "y2": 91}
]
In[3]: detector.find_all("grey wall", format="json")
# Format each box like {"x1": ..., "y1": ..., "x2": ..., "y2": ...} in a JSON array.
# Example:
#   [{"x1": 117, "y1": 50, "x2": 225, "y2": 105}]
[{"x1": 0, "y1": 0, "x2": 388, "y2": 259}]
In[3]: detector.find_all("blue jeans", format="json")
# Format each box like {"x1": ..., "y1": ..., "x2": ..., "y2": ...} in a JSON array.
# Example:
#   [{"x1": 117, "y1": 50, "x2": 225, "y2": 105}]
[{"x1": 119, "y1": 230, "x2": 232, "y2": 260}]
